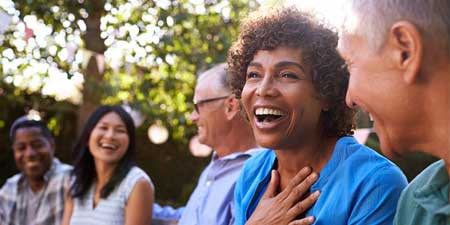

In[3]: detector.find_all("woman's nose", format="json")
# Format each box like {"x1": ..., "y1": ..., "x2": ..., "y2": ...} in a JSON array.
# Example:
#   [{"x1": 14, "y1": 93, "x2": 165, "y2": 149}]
[{"x1": 256, "y1": 75, "x2": 278, "y2": 97}]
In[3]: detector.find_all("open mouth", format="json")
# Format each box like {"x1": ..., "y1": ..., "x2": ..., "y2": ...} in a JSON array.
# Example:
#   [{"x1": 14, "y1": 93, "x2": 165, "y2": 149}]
[
  {"x1": 99, "y1": 143, "x2": 118, "y2": 151},
  {"x1": 254, "y1": 107, "x2": 286, "y2": 123}
]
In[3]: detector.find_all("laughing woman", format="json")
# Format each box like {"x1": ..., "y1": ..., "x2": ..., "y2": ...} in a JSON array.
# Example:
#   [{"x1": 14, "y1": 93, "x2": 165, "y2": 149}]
[
  {"x1": 62, "y1": 105, "x2": 154, "y2": 225},
  {"x1": 228, "y1": 7, "x2": 407, "y2": 225}
]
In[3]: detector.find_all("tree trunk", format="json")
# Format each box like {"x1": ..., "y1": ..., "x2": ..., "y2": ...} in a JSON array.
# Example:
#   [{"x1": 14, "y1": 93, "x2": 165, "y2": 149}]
[{"x1": 77, "y1": 0, "x2": 106, "y2": 132}]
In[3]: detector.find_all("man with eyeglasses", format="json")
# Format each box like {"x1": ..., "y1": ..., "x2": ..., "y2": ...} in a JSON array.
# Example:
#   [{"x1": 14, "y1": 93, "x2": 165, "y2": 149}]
[
  {"x1": 153, "y1": 63, "x2": 260, "y2": 225},
  {"x1": 0, "y1": 116, "x2": 72, "y2": 225}
]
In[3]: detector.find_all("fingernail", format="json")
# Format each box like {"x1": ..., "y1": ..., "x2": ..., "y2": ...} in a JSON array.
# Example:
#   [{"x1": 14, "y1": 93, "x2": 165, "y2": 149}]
[
  {"x1": 307, "y1": 216, "x2": 315, "y2": 222},
  {"x1": 303, "y1": 166, "x2": 311, "y2": 173},
  {"x1": 310, "y1": 172, "x2": 318, "y2": 179},
  {"x1": 313, "y1": 190, "x2": 320, "y2": 196}
]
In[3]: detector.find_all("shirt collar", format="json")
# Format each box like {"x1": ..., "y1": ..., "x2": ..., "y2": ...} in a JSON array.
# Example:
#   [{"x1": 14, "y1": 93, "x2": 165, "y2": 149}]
[
  {"x1": 211, "y1": 147, "x2": 264, "y2": 161},
  {"x1": 414, "y1": 160, "x2": 450, "y2": 215}
]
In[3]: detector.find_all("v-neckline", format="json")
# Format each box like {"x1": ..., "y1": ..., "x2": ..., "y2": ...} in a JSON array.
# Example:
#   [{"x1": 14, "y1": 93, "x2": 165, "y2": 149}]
[{"x1": 91, "y1": 182, "x2": 102, "y2": 210}]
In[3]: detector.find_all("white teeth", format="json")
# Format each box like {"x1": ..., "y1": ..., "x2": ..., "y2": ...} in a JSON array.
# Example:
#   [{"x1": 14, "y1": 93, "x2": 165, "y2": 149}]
[
  {"x1": 255, "y1": 108, "x2": 285, "y2": 116},
  {"x1": 100, "y1": 143, "x2": 117, "y2": 149},
  {"x1": 368, "y1": 113, "x2": 374, "y2": 122}
]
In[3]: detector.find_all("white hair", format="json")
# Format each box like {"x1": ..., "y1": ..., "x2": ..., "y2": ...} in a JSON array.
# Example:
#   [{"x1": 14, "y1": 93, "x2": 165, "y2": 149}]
[
  {"x1": 197, "y1": 63, "x2": 231, "y2": 94},
  {"x1": 342, "y1": 0, "x2": 449, "y2": 53}
]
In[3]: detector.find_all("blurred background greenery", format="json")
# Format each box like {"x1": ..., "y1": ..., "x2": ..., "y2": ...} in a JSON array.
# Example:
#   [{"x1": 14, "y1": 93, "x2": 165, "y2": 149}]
[{"x1": 0, "y1": 0, "x2": 438, "y2": 206}]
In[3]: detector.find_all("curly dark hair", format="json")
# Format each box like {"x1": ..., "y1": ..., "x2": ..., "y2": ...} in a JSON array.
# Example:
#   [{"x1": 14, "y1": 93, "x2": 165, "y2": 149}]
[{"x1": 227, "y1": 6, "x2": 355, "y2": 137}]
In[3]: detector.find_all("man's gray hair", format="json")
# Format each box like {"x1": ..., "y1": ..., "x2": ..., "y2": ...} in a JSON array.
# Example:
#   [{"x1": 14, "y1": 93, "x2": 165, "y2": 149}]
[
  {"x1": 198, "y1": 63, "x2": 231, "y2": 93},
  {"x1": 343, "y1": 0, "x2": 449, "y2": 52}
]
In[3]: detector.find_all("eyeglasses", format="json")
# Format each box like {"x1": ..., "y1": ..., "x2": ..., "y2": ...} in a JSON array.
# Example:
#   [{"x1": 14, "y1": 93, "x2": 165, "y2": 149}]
[{"x1": 194, "y1": 95, "x2": 230, "y2": 114}]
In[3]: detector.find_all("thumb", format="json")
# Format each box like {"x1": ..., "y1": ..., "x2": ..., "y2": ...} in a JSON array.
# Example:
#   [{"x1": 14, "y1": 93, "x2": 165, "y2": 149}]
[{"x1": 262, "y1": 170, "x2": 279, "y2": 199}]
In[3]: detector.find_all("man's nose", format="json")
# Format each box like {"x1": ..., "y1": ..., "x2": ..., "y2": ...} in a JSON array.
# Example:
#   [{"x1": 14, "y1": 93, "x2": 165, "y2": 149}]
[
  {"x1": 189, "y1": 109, "x2": 199, "y2": 122},
  {"x1": 24, "y1": 146, "x2": 37, "y2": 158},
  {"x1": 345, "y1": 88, "x2": 357, "y2": 109}
]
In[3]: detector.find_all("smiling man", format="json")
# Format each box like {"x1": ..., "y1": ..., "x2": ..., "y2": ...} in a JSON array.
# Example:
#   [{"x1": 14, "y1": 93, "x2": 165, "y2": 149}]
[
  {"x1": 0, "y1": 117, "x2": 72, "y2": 225},
  {"x1": 338, "y1": 0, "x2": 450, "y2": 224},
  {"x1": 153, "y1": 63, "x2": 261, "y2": 225}
]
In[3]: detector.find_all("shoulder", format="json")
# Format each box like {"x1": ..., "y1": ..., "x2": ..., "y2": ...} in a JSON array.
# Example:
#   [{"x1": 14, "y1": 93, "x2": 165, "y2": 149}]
[
  {"x1": 123, "y1": 167, "x2": 154, "y2": 197},
  {"x1": 0, "y1": 173, "x2": 22, "y2": 195},
  {"x1": 409, "y1": 160, "x2": 445, "y2": 186},
  {"x1": 126, "y1": 167, "x2": 151, "y2": 182},
  {"x1": 340, "y1": 137, "x2": 406, "y2": 180},
  {"x1": 51, "y1": 158, "x2": 72, "y2": 176},
  {"x1": 401, "y1": 160, "x2": 446, "y2": 197}
]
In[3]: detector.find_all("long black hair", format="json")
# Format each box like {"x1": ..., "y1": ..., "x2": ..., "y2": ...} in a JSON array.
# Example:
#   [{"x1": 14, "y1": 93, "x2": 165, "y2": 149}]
[{"x1": 70, "y1": 105, "x2": 136, "y2": 199}]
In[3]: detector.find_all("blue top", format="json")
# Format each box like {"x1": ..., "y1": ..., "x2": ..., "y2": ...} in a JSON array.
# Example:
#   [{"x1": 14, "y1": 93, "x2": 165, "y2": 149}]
[
  {"x1": 234, "y1": 137, "x2": 408, "y2": 225},
  {"x1": 176, "y1": 148, "x2": 263, "y2": 225}
]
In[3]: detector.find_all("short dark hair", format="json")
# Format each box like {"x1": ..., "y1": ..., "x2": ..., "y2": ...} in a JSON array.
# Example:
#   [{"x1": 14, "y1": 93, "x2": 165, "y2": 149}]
[
  {"x1": 228, "y1": 6, "x2": 355, "y2": 137},
  {"x1": 10, "y1": 118, "x2": 53, "y2": 143},
  {"x1": 70, "y1": 105, "x2": 136, "y2": 199}
]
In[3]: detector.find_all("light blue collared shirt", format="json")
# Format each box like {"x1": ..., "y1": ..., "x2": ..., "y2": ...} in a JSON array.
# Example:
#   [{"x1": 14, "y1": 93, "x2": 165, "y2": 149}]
[
  {"x1": 163, "y1": 148, "x2": 262, "y2": 225},
  {"x1": 235, "y1": 137, "x2": 408, "y2": 225}
]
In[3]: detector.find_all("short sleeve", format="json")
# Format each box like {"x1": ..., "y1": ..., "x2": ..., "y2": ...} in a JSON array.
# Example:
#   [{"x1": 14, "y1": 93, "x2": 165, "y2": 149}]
[{"x1": 124, "y1": 167, "x2": 153, "y2": 202}]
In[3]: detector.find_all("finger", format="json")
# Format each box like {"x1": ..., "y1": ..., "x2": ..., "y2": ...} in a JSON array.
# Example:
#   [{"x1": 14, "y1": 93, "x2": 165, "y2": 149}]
[
  {"x1": 283, "y1": 167, "x2": 312, "y2": 193},
  {"x1": 284, "y1": 172, "x2": 319, "y2": 204},
  {"x1": 288, "y1": 216, "x2": 315, "y2": 225},
  {"x1": 261, "y1": 170, "x2": 280, "y2": 199},
  {"x1": 287, "y1": 190, "x2": 320, "y2": 217}
]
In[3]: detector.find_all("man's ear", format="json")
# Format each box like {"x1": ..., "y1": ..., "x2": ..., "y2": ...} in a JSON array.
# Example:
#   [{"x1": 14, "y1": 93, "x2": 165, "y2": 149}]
[
  {"x1": 224, "y1": 95, "x2": 240, "y2": 120},
  {"x1": 387, "y1": 21, "x2": 423, "y2": 84}
]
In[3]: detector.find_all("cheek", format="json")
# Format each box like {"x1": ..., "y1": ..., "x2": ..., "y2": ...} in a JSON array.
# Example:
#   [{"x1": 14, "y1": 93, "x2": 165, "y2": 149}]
[
  {"x1": 241, "y1": 85, "x2": 253, "y2": 117},
  {"x1": 88, "y1": 131, "x2": 100, "y2": 148},
  {"x1": 14, "y1": 152, "x2": 23, "y2": 165},
  {"x1": 117, "y1": 134, "x2": 130, "y2": 150}
]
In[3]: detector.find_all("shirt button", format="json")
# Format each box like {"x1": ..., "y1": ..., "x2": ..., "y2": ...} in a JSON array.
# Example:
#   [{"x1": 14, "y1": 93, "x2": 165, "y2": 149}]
[{"x1": 206, "y1": 180, "x2": 212, "y2": 186}]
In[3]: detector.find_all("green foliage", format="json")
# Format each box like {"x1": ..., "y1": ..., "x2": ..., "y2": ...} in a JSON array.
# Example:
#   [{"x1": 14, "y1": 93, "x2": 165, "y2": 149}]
[
  {"x1": 0, "y1": 0, "x2": 259, "y2": 204},
  {"x1": 1, "y1": 0, "x2": 258, "y2": 143}
]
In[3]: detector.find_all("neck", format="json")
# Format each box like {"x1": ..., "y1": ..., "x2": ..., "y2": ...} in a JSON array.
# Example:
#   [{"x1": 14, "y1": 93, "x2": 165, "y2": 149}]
[
  {"x1": 94, "y1": 161, "x2": 116, "y2": 187},
  {"x1": 28, "y1": 177, "x2": 46, "y2": 192},
  {"x1": 214, "y1": 122, "x2": 257, "y2": 158},
  {"x1": 417, "y1": 65, "x2": 450, "y2": 165},
  {"x1": 275, "y1": 136, "x2": 338, "y2": 191}
]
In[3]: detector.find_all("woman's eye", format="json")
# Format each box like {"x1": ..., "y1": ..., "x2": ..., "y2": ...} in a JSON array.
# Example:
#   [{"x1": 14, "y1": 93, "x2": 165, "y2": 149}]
[
  {"x1": 280, "y1": 72, "x2": 299, "y2": 79},
  {"x1": 116, "y1": 129, "x2": 127, "y2": 134},
  {"x1": 98, "y1": 126, "x2": 107, "y2": 131},
  {"x1": 246, "y1": 71, "x2": 260, "y2": 80}
]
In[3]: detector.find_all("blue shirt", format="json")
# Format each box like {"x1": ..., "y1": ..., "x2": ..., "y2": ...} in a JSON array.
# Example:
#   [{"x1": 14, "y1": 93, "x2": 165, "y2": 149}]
[
  {"x1": 234, "y1": 137, "x2": 407, "y2": 225},
  {"x1": 175, "y1": 148, "x2": 262, "y2": 225}
]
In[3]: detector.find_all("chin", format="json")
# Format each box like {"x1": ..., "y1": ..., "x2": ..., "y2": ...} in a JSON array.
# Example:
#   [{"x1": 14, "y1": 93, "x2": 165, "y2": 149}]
[{"x1": 255, "y1": 136, "x2": 282, "y2": 150}]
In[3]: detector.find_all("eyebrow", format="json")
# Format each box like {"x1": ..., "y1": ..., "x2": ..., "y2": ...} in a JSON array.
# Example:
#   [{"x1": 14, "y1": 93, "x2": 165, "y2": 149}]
[
  {"x1": 98, "y1": 122, "x2": 126, "y2": 128},
  {"x1": 248, "y1": 61, "x2": 306, "y2": 73}
]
